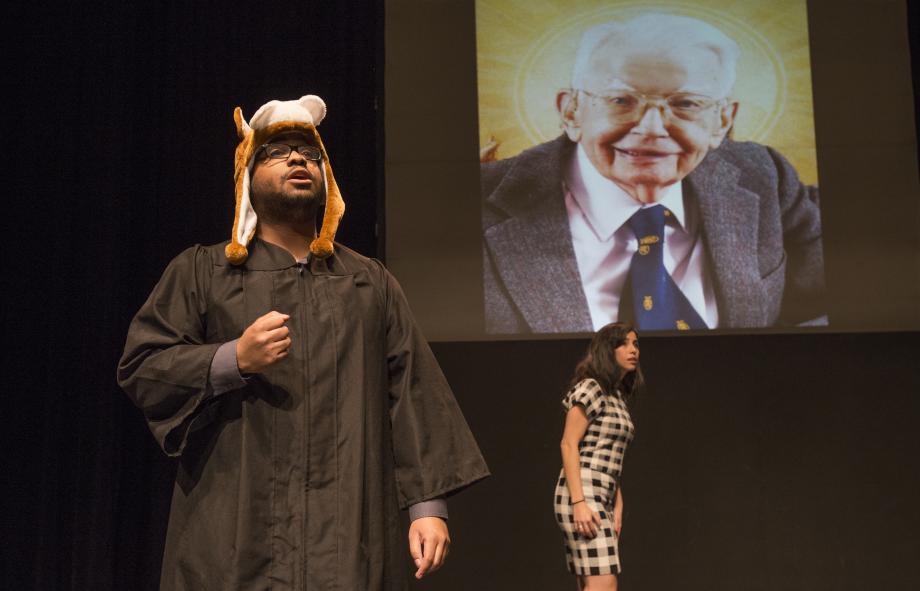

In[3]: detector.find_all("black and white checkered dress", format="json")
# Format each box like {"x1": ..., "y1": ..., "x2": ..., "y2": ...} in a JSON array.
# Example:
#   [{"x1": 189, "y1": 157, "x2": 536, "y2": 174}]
[{"x1": 553, "y1": 378, "x2": 635, "y2": 575}]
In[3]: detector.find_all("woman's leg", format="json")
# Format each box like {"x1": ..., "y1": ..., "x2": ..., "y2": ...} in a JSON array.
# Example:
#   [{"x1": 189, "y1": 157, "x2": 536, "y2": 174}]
[{"x1": 582, "y1": 574, "x2": 617, "y2": 591}]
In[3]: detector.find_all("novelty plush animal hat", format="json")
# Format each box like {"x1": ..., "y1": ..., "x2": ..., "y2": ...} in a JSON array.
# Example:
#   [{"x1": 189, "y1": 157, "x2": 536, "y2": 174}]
[{"x1": 226, "y1": 94, "x2": 345, "y2": 264}]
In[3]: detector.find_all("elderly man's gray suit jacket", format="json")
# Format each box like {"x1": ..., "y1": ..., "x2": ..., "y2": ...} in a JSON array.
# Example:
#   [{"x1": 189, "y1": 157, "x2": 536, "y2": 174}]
[{"x1": 481, "y1": 136, "x2": 826, "y2": 333}]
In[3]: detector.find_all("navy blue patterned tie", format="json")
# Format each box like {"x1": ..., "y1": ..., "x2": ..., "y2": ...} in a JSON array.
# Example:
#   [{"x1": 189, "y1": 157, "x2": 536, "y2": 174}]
[{"x1": 624, "y1": 204, "x2": 707, "y2": 331}]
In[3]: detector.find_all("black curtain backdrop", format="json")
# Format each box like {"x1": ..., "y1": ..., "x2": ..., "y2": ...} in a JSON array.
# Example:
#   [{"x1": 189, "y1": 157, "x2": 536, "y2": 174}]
[{"x1": 4, "y1": 2, "x2": 920, "y2": 590}]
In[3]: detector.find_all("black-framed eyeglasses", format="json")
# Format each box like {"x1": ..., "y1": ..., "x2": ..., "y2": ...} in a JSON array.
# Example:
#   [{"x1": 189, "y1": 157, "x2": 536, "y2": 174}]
[{"x1": 258, "y1": 143, "x2": 323, "y2": 161}]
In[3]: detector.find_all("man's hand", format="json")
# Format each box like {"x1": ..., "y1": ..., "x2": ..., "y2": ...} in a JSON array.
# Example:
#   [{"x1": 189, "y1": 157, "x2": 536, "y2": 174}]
[
  {"x1": 408, "y1": 517, "x2": 450, "y2": 580},
  {"x1": 479, "y1": 135, "x2": 501, "y2": 163},
  {"x1": 236, "y1": 311, "x2": 291, "y2": 374}
]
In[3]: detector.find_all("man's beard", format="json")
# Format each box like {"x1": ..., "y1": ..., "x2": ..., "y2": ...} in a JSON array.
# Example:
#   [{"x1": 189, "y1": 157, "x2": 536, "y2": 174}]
[{"x1": 251, "y1": 186, "x2": 325, "y2": 226}]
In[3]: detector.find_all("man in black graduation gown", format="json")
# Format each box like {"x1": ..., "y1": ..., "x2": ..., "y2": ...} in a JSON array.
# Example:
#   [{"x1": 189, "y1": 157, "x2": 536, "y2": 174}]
[{"x1": 118, "y1": 94, "x2": 489, "y2": 590}]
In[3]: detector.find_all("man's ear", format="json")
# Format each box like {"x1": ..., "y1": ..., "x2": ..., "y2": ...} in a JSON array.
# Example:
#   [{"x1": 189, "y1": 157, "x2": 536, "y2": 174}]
[
  {"x1": 711, "y1": 100, "x2": 739, "y2": 147},
  {"x1": 556, "y1": 89, "x2": 582, "y2": 142}
]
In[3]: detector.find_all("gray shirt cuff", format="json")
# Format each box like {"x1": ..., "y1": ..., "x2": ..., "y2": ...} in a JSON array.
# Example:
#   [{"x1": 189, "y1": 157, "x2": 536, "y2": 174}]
[
  {"x1": 208, "y1": 339, "x2": 249, "y2": 396},
  {"x1": 408, "y1": 498, "x2": 448, "y2": 522}
]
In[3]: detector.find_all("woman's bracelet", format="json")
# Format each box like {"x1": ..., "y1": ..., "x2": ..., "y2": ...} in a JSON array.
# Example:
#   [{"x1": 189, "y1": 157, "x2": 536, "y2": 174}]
[{"x1": 571, "y1": 498, "x2": 585, "y2": 505}]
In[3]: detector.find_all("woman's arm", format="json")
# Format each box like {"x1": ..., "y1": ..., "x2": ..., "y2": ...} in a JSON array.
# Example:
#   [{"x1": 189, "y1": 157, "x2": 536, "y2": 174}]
[
  {"x1": 560, "y1": 406, "x2": 602, "y2": 538},
  {"x1": 613, "y1": 486, "x2": 623, "y2": 536}
]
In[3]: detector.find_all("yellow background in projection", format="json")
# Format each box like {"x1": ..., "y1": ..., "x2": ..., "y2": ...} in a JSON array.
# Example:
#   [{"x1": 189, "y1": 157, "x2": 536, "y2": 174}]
[{"x1": 476, "y1": 0, "x2": 819, "y2": 184}]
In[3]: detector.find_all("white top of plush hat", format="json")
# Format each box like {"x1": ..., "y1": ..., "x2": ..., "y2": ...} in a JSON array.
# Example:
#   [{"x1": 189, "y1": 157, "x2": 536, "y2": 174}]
[{"x1": 241, "y1": 94, "x2": 327, "y2": 133}]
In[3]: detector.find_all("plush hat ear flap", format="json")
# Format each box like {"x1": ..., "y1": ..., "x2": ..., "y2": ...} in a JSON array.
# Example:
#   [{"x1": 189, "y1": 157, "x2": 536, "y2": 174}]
[
  {"x1": 310, "y1": 134, "x2": 345, "y2": 259},
  {"x1": 227, "y1": 163, "x2": 259, "y2": 264},
  {"x1": 227, "y1": 109, "x2": 257, "y2": 265},
  {"x1": 225, "y1": 241, "x2": 249, "y2": 265},
  {"x1": 226, "y1": 156, "x2": 250, "y2": 265}
]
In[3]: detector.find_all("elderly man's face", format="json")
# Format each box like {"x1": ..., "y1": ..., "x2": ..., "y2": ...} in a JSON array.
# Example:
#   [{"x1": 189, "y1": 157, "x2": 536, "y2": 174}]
[{"x1": 560, "y1": 44, "x2": 737, "y2": 200}]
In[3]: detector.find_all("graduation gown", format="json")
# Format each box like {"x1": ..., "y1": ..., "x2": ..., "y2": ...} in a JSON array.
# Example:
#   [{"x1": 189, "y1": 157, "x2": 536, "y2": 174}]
[{"x1": 118, "y1": 239, "x2": 489, "y2": 591}]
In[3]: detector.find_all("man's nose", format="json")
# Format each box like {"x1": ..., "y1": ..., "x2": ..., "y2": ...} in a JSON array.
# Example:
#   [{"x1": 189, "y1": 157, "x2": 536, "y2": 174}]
[
  {"x1": 630, "y1": 104, "x2": 669, "y2": 136},
  {"x1": 287, "y1": 149, "x2": 307, "y2": 164}
]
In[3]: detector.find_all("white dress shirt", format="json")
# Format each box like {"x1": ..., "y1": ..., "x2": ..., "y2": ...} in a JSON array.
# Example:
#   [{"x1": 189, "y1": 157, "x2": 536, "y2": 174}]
[{"x1": 564, "y1": 145, "x2": 719, "y2": 330}]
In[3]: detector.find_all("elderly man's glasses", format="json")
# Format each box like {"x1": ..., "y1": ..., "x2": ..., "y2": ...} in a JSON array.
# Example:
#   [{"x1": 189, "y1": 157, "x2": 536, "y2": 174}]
[
  {"x1": 577, "y1": 89, "x2": 725, "y2": 123},
  {"x1": 259, "y1": 143, "x2": 323, "y2": 161}
]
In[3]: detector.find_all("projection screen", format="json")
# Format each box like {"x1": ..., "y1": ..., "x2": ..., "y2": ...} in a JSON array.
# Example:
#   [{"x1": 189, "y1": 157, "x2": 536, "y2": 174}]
[{"x1": 385, "y1": 0, "x2": 920, "y2": 340}]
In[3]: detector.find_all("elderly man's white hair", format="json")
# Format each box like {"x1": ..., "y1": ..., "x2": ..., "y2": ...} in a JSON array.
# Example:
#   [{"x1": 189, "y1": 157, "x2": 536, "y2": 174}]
[{"x1": 571, "y1": 13, "x2": 740, "y2": 98}]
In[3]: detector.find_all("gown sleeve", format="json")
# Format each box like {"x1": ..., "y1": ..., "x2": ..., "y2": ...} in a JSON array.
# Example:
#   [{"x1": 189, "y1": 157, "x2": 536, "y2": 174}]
[
  {"x1": 562, "y1": 379, "x2": 606, "y2": 422},
  {"x1": 379, "y1": 262, "x2": 490, "y2": 508},
  {"x1": 116, "y1": 245, "x2": 223, "y2": 457}
]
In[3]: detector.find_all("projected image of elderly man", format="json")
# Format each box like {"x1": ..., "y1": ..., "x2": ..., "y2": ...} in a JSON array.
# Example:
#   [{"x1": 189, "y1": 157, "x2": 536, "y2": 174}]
[{"x1": 481, "y1": 13, "x2": 826, "y2": 333}]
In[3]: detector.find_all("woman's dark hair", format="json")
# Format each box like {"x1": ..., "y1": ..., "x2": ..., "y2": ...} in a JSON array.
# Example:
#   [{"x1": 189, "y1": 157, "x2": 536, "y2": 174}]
[{"x1": 570, "y1": 322, "x2": 644, "y2": 400}]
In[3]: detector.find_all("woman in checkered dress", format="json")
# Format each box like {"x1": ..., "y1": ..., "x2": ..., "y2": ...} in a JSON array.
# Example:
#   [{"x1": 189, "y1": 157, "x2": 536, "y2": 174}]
[{"x1": 554, "y1": 322, "x2": 642, "y2": 590}]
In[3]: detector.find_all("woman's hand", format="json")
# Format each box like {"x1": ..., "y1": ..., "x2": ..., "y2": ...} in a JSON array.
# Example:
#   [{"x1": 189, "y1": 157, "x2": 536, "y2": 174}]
[{"x1": 573, "y1": 501, "x2": 602, "y2": 538}]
